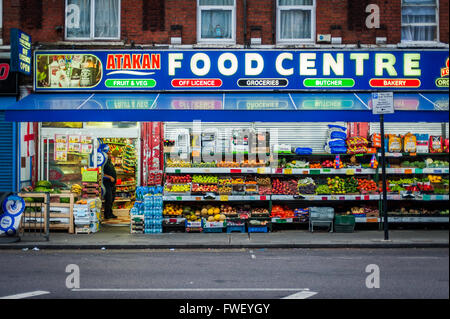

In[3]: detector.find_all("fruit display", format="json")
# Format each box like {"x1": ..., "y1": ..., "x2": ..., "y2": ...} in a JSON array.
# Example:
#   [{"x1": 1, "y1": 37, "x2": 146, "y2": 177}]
[
  {"x1": 220, "y1": 204, "x2": 237, "y2": 215},
  {"x1": 164, "y1": 184, "x2": 191, "y2": 193},
  {"x1": 163, "y1": 203, "x2": 184, "y2": 216},
  {"x1": 192, "y1": 184, "x2": 218, "y2": 194},
  {"x1": 327, "y1": 176, "x2": 346, "y2": 194},
  {"x1": 245, "y1": 175, "x2": 258, "y2": 184},
  {"x1": 271, "y1": 205, "x2": 295, "y2": 218},
  {"x1": 231, "y1": 177, "x2": 245, "y2": 184},
  {"x1": 322, "y1": 160, "x2": 333, "y2": 168},
  {"x1": 245, "y1": 185, "x2": 258, "y2": 194},
  {"x1": 218, "y1": 177, "x2": 232, "y2": 185},
  {"x1": 316, "y1": 184, "x2": 331, "y2": 195},
  {"x1": 165, "y1": 174, "x2": 192, "y2": 184},
  {"x1": 426, "y1": 158, "x2": 449, "y2": 168},
  {"x1": 272, "y1": 178, "x2": 298, "y2": 195},
  {"x1": 428, "y1": 175, "x2": 442, "y2": 183},
  {"x1": 399, "y1": 161, "x2": 426, "y2": 169},
  {"x1": 217, "y1": 161, "x2": 240, "y2": 168},
  {"x1": 357, "y1": 179, "x2": 378, "y2": 193},
  {"x1": 251, "y1": 208, "x2": 269, "y2": 215},
  {"x1": 417, "y1": 183, "x2": 434, "y2": 193},
  {"x1": 344, "y1": 176, "x2": 359, "y2": 193},
  {"x1": 166, "y1": 159, "x2": 191, "y2": 167},
  {"x1": 218, "y1": 185, "x2": 232, "y2": 194},
  {"x1": 309, "y1": 162, "x2": 322, "y2": 168},
  {"x1": 258, "y1": 185, "x2": 272, "y2": 195},
  {"x1": 256, "y1": 176, "x2": 271, "y2": 186},
  {"x1": 191, "y1": 161, "x2": 216, "y2": 168},
  {"x1": 285, "y1": 160, "x2": 309, "y2": 168},
  {"x1": 71, "y1": 184, "x2": 82, "y2": 195},
  {"x1": 297, "y1": 177, "x2": 317, "y2": 195},
  {"x1": 192, "y1": 175, "x2": 218, "y2": 184},
  {"x1": 241, "y1": 160, "x2": 266, "y2": 167}
]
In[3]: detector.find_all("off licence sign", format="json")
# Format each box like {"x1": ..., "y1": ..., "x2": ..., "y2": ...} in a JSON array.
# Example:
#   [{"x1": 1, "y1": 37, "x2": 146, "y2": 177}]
[{"x1": 372, "y1": 92, "x2": 394, "y2": 114}]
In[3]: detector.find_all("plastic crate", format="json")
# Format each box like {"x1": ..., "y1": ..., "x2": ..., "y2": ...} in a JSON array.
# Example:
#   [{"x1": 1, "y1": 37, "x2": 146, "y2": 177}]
[
  {"x1": 203, "y1": 227, "x2": 224, "y2": 233},
  {"x1": 248, "y1": 226, "x2": 268, "y2": 233},
  {"x1": 335, "y1": 215, "x2": 355, "y2": 225},
  {"x1": 334, "y1": 224, "x2": 355, "y2": 233},
  {"x1": 226, "y1": 225, "x2": 246, "y2": 233}
]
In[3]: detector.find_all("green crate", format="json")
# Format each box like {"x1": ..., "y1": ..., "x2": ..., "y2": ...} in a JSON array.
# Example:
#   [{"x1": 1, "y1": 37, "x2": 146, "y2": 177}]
[
  {"x1": 335, "y1": 215, "x2": 355, "y2": 225},
  {"x1": 334, "y1": 224, "x2": 355, "y2": 233}
]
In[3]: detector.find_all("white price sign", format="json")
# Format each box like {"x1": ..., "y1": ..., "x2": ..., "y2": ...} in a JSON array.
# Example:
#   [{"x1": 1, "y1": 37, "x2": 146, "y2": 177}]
[{"x1": 372, "y1": 92, "x2": 394, "y2": 114}]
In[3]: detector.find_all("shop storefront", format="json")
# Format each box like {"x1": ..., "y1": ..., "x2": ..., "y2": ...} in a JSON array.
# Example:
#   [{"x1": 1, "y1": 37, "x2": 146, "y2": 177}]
[{"x1": 5, "y1": 49, "x2": 449, "y2": 235}]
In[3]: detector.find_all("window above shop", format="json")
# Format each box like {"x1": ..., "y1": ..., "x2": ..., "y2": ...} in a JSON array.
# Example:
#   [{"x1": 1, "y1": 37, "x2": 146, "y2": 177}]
[
  {"x1": 401, "y1": 0, "x2": 438, "y2": 43},
  {"x1": 65, "y1": 0, "x2": 121, "y2": 40},
  {"x1": 197, "y1": 0, "x2": 236, "y2": 44},
  {"x1": 276, "y1": 0, "x2": 315, "y2": 44}
]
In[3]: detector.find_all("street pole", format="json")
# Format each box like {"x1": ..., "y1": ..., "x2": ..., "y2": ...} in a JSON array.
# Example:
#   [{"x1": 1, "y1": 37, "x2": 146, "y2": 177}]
[{"x1": 379, "y1": 114, "x2": 389, "y2": 240}]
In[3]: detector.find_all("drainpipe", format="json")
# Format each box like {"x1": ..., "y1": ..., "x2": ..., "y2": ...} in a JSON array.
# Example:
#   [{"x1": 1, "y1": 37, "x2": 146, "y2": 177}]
[{"x1": 244, "y1": 0, "x2": 248, "y2": 47}]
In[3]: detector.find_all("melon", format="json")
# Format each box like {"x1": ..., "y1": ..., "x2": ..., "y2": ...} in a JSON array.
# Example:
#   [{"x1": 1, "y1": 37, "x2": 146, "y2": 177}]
[
  {"x1": 201, "y1": 208, "x2": 208, "y2": 215},
  {"x1": 219, "y1": 214, "x2": 226, "y2": 221},
  {"x1": 208, "y1": 216, "x2": 215, "y2": 222},
  {"x1": 214, "y1": 214, "x2": 221, "y2": 221}
]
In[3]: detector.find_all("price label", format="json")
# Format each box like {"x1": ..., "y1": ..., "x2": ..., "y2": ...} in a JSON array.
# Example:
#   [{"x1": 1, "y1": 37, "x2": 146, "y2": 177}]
[
  {"x1": 275, "y1": 168, "x2": 283, "y2": 174},
  {"x1": 409, "y1": 153, "x2": 417, "y2": 157},
  {"x1": 415, "y1": 169, "x2": 423, "y2": 174},
  {"x1": 310, "y1": 169, "x2": 320, "y2": 175},
  {"x1": 203, "y1": 169, "x2": 210, "y2": 173},
  {"x1": 195, "y1": 197, "x2": 202, "y2": 201},
  {"x1": 346, "y1": 169, "x2": 355, "y2": 175},
  {"x1": 303, "y1": 170, "x2": 309, "y2": 175},
  {"x1": 260, "y1": 196, "x2": 267, "y2": 201},
  {"x1": 176, "y1": 196, "x2": 182, "y2": 201},
  {"x1": 286, "y1": 218, "x2": 293, "y2": 223},
  {"x1": 220, "y1": 195, "x2": 229, "y2": 201},
  {"x1": 322, "y1": 168, "x2": 331, "y2": 173},
  {"x1": 392, "y1": 153, "x2": 402, "y2": 157},
  {"x1": 175, "y1": 169, "x2": 181, "y2": 173},
  {"x1": 404, "y1": 169, "x2": 413, "y2": 174},
  {"x1": 423, "y1": 195, "x2": 431, "y2": 201},
  {"x1": 284, "y1": 169, "x2": 292, "y2": 174},
  {"x1": 257, "y1": 167, "x2": 265, "y2": 174},
  {"x1": 367, "y1": 218, "x2": 378, "y2": 223}
]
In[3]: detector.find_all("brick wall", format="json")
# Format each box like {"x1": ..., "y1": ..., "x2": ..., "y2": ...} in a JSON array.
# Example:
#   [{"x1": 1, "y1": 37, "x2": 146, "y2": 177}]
[{"x1": 1, "y1": 0, "x2": 448, "y2": 46}]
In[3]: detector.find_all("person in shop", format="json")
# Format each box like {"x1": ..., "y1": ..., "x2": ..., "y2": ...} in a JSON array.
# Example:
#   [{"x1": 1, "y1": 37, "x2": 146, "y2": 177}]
[{"x1": 103, "y1": 155, "x2": 117, "y2": 219}]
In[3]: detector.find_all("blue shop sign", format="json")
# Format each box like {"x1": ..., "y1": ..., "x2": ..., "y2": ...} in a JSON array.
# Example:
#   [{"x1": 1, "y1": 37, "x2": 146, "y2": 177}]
[
  {"x1": 10, "y1": 28, "x2": 32, "y2": 75},
  {"x1": 34, "y1": 50, "x2": 449, "y2": 92}
]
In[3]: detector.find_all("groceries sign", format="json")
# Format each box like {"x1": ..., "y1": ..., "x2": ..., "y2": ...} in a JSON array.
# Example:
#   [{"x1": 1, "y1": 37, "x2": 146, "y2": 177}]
[{"x1": 34, "y1": 50, "x2": 448, "y2": 92}]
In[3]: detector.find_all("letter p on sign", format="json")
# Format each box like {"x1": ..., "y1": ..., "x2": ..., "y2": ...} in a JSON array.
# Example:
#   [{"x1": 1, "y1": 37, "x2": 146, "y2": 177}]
[{"x1": 365, "y1": 264, "x2": 380, "y2": 288}]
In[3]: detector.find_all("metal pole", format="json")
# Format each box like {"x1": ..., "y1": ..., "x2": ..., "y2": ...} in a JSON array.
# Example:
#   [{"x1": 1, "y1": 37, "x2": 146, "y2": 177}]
[{"x1": 379, "y1": 114, "x2": 389, "y2": 240}]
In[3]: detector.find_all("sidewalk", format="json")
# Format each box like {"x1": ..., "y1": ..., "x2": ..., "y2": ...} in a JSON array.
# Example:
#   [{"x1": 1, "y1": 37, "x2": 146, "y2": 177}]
[{"x1": 0, "y1": 226, "x2": 448, "y2": 249}]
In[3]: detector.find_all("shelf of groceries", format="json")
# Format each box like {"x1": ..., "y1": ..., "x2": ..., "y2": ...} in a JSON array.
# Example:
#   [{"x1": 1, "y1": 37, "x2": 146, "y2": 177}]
[{"x1": 158, "y1": 126, "x2": 449, "y2": 231}]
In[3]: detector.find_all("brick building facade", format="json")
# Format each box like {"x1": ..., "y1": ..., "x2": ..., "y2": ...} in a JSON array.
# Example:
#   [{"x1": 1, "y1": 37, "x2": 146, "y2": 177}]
[{"x1": 1, "y1": 0, "x2": 449, "y2": 48}]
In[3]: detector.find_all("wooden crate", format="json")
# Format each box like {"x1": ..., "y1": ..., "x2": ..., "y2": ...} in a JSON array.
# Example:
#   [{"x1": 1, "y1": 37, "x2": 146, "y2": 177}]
[{"x1": 19, "y1": 192, "x2": 75, "y2": 234}]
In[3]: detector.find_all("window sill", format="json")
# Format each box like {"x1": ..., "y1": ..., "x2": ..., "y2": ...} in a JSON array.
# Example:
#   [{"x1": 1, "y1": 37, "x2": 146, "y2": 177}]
[
  {"x1": 193, "y1": 43, "x2": 243, "y2": 49},
  {"x1": 53, "y1": 40, "x2": 125, "y2": 46},
  {"x1": 397, "y1": 42, "x2": 448, "y2": 48}
]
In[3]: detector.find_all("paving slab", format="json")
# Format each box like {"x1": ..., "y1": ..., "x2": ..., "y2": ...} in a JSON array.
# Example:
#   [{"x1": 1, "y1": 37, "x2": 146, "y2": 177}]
[{"x1": 0, "y1": 227, "x2": 448, "y2": 249}]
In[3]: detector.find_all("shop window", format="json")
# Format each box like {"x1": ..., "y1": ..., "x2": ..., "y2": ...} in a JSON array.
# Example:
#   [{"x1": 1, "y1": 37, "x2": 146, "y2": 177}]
[
  {"x1": 277, "y1": 0, "x2": 315, "y2": 44},
  {"x1": 65, "y1": 0, "x2": 120, "y2": 40},
  {"x1": 401, "y1": 0, "x2": 438, "y2": 43},
  {"x1": 197, "y1": 0, "x2": 236, "y2": 43}
]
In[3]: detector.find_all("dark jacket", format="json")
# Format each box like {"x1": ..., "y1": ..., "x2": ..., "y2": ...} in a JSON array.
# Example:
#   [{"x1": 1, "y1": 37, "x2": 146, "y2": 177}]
[{"x1": 103, "y1": 158, "x2": 117, "y2": 188}]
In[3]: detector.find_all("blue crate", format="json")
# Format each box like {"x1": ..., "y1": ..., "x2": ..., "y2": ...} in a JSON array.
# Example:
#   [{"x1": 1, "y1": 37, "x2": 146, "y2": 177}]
[
  {"x1": 226, "y1": 225, "x2": 246, "y2": 233},
  {"x1": 203, "y1": 227, "x2": 224, "y2": 233},
  {"x1": 248, "y1": 226, "x2": 268, "y2": 233}
]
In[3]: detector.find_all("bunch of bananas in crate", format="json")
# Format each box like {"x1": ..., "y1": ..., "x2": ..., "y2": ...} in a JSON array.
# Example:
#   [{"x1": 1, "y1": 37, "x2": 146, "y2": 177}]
[{"x1": 71, "y1": 184, "x2": 82, "y2": 195}]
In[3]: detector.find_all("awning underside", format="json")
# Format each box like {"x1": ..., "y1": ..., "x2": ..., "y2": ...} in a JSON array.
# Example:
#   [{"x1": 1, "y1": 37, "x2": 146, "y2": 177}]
[{"x1": 4, "y1": 93, "x2": 449, "y2": 122}]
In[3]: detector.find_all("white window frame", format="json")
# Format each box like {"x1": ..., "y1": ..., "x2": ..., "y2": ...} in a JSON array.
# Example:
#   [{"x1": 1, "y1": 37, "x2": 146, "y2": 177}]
[
  {"x1": 401, "y1": 0, "x2": 439, "y2": 44},
  {"x1": 276, "y1": 0, "x2": 316, "y2": 44},
  {"x1": 65, "y1": 0, "x2": 121, "y2": 41},
  {"x1": 197, "y1": 0, "x2": 236, "y2": 44}
]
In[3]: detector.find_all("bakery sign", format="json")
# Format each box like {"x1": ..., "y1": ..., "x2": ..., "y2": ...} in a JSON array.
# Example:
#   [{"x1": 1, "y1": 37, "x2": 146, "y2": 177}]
[{"x1": 34, "y1": 50, "x2": 449, "y2": 92}]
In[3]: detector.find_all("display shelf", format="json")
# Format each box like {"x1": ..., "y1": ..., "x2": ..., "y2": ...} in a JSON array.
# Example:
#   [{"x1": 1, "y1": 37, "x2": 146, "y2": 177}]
[
  {"x1": 383, "y1": 216, "x2": 449, "y2": 223},
  {"x1": 165, "y1": 167, "x2": 270, "y2": 174},
  {"x1": 272, "y1": 168, "x2": 376, "y2": 175},
  {"x1": 163, "y1": 195, "x2": 270, "y2": 201},
  {"x1": 379, "y1": 152, "x2": 450, "y2": 157},
  {"x1": 386, "y1": 168, "x2": 449, "y2": 174},
  {"x1": 386, "y1": 194, "x2": 449, "y2": 200},
  {"x1": 271, "y1": 194, "x2": 381, "y2": 201}
]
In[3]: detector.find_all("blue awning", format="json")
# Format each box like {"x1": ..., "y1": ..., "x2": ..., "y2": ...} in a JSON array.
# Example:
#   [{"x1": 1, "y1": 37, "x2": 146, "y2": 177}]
[
  {"x1": 0, "y1": 97, "x2": 18, "y2": 110},
  {"x1": 4, "y1": 92, "x2": 449, "y2": 122}
]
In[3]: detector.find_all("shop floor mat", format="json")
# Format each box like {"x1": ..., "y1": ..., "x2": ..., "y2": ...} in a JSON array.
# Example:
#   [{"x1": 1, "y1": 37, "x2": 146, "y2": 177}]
[{"x1": 101, "y1": 216, "x2": 131, "y2": 225}]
